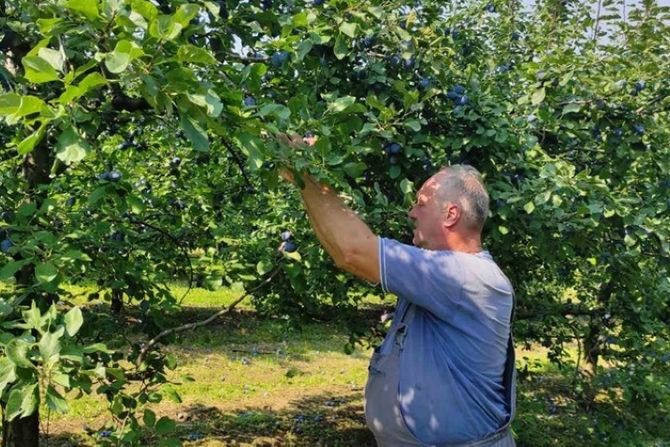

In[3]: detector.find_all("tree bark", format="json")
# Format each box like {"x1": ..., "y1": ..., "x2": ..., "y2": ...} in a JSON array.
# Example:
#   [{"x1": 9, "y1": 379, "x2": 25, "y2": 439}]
[
  {"x1": 3, "y1": 141, "x2": 53, "y2": 447},
  {"x1": 111, "y1": 289, "x2": 123, "y2": 315},
  {"x1": 1, "y1": 413, "x2": 39, "y2": 447}
]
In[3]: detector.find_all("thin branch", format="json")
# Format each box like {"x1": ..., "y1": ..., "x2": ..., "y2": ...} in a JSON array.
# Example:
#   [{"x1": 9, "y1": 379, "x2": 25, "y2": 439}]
[
  {"x1": 125, "y1": 216, "x2": 195, "y2": 305},
  {"x1": 221, "y1": 137, "x2": 255, "y2": 191},
  {"x1": 568, "y1": 322, "x2": 583, "y2": 386},
  {"x1": 593, "y1": 0, "x2": 603, "y2": 41},
  {"x1": 135, "y1": 266, "x2": 282, "y2": 366}
]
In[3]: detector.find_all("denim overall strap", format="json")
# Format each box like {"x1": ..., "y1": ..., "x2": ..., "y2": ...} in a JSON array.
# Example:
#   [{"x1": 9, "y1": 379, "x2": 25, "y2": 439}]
[{"x1": 434, "y1": 293, "x2": 517, "y2": 447}]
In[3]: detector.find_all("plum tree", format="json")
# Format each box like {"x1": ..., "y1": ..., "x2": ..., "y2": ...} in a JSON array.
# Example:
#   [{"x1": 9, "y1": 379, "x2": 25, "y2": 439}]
[{"x1": 0, "y1": 0, "x2": 668, "y2": 445}]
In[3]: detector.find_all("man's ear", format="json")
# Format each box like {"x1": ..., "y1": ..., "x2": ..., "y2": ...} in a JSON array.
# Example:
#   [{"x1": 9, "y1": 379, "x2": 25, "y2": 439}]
[{"x1": 443, "y1": 202, "x2": 461, "y2": 229}]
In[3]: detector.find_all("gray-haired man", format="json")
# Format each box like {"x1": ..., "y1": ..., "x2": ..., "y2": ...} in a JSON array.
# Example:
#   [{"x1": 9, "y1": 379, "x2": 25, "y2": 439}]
[{"x1": 280, "y1": 156, "x2": 516, "y2": 446}]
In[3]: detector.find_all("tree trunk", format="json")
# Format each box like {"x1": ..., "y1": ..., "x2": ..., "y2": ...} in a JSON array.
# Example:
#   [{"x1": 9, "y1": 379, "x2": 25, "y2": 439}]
[
  {"x1": 580, "y1": 278, "x2": 615, "y2": 410},
  {"x1": 111, "y1": 289, "x2": 124, "y2": 315},
  {"x1": 2, "y1": 141, "x2": 54, "y2": 447},
  {"x1": 2, "y1": 413, "x2": 39, "y2": 447}
]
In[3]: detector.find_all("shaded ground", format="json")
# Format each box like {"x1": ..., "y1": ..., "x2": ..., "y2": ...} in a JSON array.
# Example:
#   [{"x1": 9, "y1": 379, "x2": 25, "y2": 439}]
[{"x1": 38, "y1": 299, "x2": 670, "y2": 447}]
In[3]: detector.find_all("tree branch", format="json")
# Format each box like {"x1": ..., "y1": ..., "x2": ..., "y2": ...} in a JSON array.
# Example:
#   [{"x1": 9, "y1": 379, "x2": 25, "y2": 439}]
[{"x1": 135, "y1": 266, "x2": 281, "y2": 366}]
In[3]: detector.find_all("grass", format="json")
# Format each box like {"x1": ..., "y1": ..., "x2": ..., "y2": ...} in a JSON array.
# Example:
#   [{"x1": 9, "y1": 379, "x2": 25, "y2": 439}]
[{"x1": 1, "y1": 282, "x2": 667, "y2": 446}]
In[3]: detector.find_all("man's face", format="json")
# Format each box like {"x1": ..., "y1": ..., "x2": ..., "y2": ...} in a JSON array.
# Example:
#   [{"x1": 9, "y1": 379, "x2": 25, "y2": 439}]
[{"x1": 408, "y1": 175, "x2": 446, "y2": 248}]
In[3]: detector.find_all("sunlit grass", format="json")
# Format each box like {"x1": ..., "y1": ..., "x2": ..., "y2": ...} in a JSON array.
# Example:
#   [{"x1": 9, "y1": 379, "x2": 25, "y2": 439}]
[{"x1": 2, "y1": 282, "x2": 668, "y2": 446}]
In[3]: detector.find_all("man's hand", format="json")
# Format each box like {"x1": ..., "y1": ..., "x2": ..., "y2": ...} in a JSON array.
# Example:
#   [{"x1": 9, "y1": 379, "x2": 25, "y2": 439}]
[
  {"x1": 273, "y1": 131, "x2": 380, "y2": 284},
  {"x1": 276, "y1": 132, "x2": 318, "y2": 184}
]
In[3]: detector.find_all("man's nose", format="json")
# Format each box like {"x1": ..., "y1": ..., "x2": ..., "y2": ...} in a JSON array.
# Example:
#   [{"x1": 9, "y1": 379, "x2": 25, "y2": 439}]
[{"x1": 408, "y1": 207, "x2": 417, "y2": 220}]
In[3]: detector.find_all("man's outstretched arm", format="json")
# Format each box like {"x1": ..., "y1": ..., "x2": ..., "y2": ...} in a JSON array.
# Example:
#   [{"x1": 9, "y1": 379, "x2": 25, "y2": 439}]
[{"x1": 292, "y1": 173, "x2": 380, "y2": 284}]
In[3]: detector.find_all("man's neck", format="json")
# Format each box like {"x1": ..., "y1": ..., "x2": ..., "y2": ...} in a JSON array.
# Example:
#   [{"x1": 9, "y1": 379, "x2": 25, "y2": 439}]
[{"x1": 439, "y1": 233, "x2": 483, "y2": 253}]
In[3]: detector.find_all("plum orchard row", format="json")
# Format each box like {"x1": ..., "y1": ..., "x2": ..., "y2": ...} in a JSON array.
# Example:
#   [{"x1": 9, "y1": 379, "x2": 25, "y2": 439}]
[{"x1": 0, "y1": 0, "x2": 668, "y2": 446}]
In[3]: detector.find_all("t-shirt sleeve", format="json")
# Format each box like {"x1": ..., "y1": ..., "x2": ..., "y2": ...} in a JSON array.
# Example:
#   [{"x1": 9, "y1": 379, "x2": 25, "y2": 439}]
[{"x1": 378, "y1": 237, "x2": 463, "y2": 321}]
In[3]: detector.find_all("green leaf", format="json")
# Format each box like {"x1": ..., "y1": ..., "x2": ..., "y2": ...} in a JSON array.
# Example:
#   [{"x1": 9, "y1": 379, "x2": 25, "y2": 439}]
[
  {"x1": 186, "y1": 90, "x2": 222, "y2": 117},
  {"x1": 127, "y1": 195, "x2": 146, "y2": 214},
  {"x1": 17, "y1": 125, "x2": 47, "y2": 155},
  {"x1": 155, "y1": 416, "x2": 176, "y2": 435},
  {"x1": 334, "y1": 35, "x2": 348, "y2": 60},
  {"x1": 327, "y1": 96, "x2": 356, "y2": 114},
  {"x1": 258, "y1": 103, "x2": 290, "y2": 120},
  {"x1": 179, "y1": 113, "x2": 209, "y2": 152},
  {"x1": 399, "y1": 178, "x2": 414, "y2": 195},
  {"x1": 0, "y1": 94, "x2": 48, "y2": 124},
  {"x1": 51, "y1": 372, "x2": 71, "y2": 388},
  {"x1": 0, "y1": 260, "x2": 30, "y2": 281},
  {"x1": 6, "y1": 383, "x2": 39, "y2": 421},
  {"x1": 23, "y1": 302, "x2": 42, "y2": 331},
  {"x1": 165, "y1": 353, "x2": 177, "y2": 370},
  {"x1": 163, "y1": 386, "x2": 182, "y2": 403},
  {"x1": 64, "y1": 0, "x2": 100, "y2": 20},
  {"x1": 59, "y1": 345, "x2": 84, "y2": 364},
  {"x1": 105, "y1": 40, "x2": 144, "y2": 74},
  {"x1": 39, "y1": 329, "x2": 62, "y2": 364},
  {"x1": 256, "y1": 261, "x2": 271, "y2": 275},
  {"x1": 177, "y1": 45, "x2": 217, "y2": 65},
  {"x1": 35, "y1": 262, "x2": 58, "y2": 284},
  {"x1": 343, "y1": 162, "x2": 367, "y2": 178},
  {"x1": 78, "y1": 72, "x2": 107, "y2": 91},
  {"x1": 60, "y1": 72, "x2": 107, "y2": 103},
  {"x1": 173, "y1": 3, "x2": 200, "y2": 26},
  {"x1": 144, "y1": 408, "x2": 157, "y2": 428},
  {"x1": 0, "y1": 358, "x2": 17, "y2": 395},
  {"x1": 159, "y1": 438, "x2": 181, "y2": 447},
  {"x1": 22, "y1": 56, "x2": 60, "y2": 83},
  {"x1": 45, "y1": 385, "x2": 69, "y2": 413},
  {"x1": 64, "y1": 307, "x2": 83, "y2": 337},
  {"x1": 58, "y1": 86, "x2": 83, "y2": 105},
  {"x1": 88, "y1": 186, "x2": 109, "y2": 206},
  {"x1": 131, "y1": 0, "x2": 158, "y2": 21},
  {"x1": 56, "y1": 127, "x2": 90, "y2": 163},
  {"x1": 36, "y1": 18, "x2": 63, "y2": 34},
  {"x1": 339, "y1": 22, "x2": 357, "y2": 38},
  {"x1": 404, "y1": 119, "x2": 421, "y2": 132},
  {"x1": 234, "y1": 132, "x2": 264, "y2": 171},
  {"x1": 0, "y1": 299, "x2": 13, "y2": 318},
  {"x1": 83, "y1": 342, "x2": 113, "y2": 354},
  {"x1": 524, "y1": 201, "x2": 536, "y2": 214},
  {"x1": 37, "y1": 48, "x2": 64, "y2": 72},
  {"x1": 498, "y1": 226, "x2": 509, "y2": 235},
  {"x1": 561, "y1": 102, "x2": 581, "y2": 115},
  {"x1": 368, "y1": 6, "x2": 383, "y2": 18},
  {"x1": 6, "y1": 339, "x2": 34, "y2": 369},
  {"x1": 297, "y1": 39, "x2": 313, "y2": 61},
  {"x1": 0, "y1": 93, "x2": 21, "y2": 115},
  {"x1": 531, "y1": 88, "x2": 546, "y2": 106},
  {"x1": 61, "y1": 250, "x2": 91, "y2": 262},
  {"x1": 149, "y1": 15, "x2": 183, "y2": 41}
]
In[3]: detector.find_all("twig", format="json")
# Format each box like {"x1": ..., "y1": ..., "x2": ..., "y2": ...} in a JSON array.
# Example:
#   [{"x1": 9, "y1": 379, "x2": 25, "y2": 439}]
[
  {"x1": 125, "y1": 216, "x2": 195, "y2": 305},
  {"x1": 593, "y1": 0, "x2": 603, "y2": 41},
  {"x1": 569, "y1": 323, "x2": 583, "y2": 386},
  {"x1": 135, "y1": 267, "x2": 281, "y2": 366},
  {"x1": 231, "y1": 348, "x2": 279, "y2": 355},
  {"x1": 45, "y1": 406, "x2": 51, "y2": 447},
  {"x1": 221, "y1": 137, "x2": 255, "y2": 191}
]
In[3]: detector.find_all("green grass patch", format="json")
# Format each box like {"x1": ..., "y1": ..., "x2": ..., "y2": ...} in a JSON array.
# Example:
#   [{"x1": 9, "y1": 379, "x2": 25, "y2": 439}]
[{"x1": 2, "y1": 283, "x2": 666, "y2": 446}]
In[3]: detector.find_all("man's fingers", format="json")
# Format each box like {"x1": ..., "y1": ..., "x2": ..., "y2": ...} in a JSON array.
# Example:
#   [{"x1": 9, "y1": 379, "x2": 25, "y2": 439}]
[
  {"x1": 276, "y1": 133, "x2": 292, "y2": 145},
  {"x1": 276, "y1": 132, "x2": 318, "y2": 148},
  {"x1": 303, "y1": 135, "x2": 318, "y2": 147},
  {"x1": 290, "y1": 134, "x2": 303, "y2": 145}
]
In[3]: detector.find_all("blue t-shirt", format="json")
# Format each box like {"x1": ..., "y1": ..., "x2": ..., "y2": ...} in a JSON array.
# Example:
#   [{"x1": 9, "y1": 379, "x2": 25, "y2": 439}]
[{"x1": 375, "y1": 237, "x2": 514, "y2": 444}]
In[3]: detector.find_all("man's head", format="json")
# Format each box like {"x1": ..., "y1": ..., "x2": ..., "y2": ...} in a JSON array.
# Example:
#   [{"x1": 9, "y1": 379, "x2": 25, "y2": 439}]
[{"x1": 408, "y1": 164, "x2": 489, "y2": 251}]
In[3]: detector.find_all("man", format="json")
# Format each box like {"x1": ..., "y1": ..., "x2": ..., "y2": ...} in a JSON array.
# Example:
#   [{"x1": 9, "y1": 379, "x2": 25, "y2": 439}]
[{"x1": 279, "y1": 135, "x2": 516, "y2": 447}]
